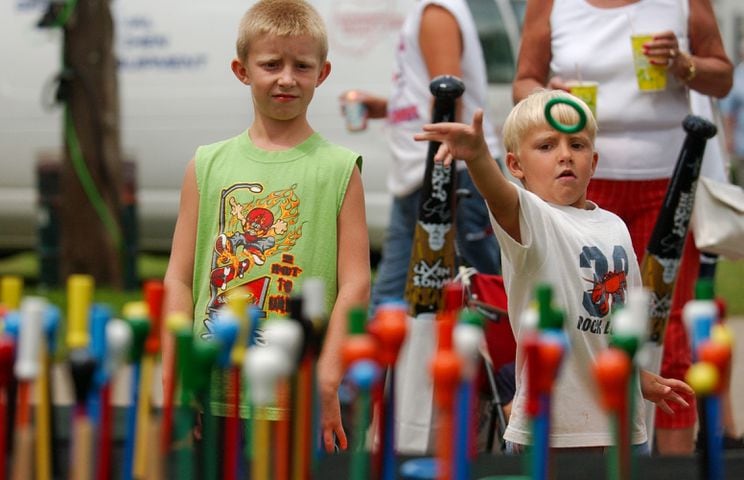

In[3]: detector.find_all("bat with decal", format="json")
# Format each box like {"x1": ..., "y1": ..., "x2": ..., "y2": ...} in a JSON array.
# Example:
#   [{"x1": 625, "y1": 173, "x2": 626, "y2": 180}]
[
  {"x1": 640, "y1": 115, "x2": 717, "y2": 351},
  {"x1": 639, "y1": 115, "x2": 717, "y2": 448},
  {"x1": 404, "y1": 75, "x2": 465, "y2": 316}
]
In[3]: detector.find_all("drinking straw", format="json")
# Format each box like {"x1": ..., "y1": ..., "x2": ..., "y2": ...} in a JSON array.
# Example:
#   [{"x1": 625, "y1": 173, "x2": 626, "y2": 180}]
[{"x1": 191, "y1": 336, "x2": 219, "y2": 480}]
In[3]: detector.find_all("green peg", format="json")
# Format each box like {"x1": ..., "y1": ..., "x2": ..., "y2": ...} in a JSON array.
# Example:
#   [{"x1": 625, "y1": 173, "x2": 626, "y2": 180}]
[
  {"x1": 695, "y1": 278, "x2": 714, "y2": 300},
  {"x1": 123, "y1": 301, "x2": 151, "y2": 363},
  {"x1": 535, "y1": 284, "x2": 554, "y2": 330},
  {"x1": 458, "y1": 308, "x2": 484, "y2": 328},
  {"x1": 610, "y1": 334, "x2": 639, "y2": 359},
  {"x1": 191, "y1": 339, "x2": 219, "y2": 393},
  {"x1": 348, "y1": 306, "x2": 367, "y2": 335},
  {"x1": 174, "y1": 327, "x2": 194, "y2": 404}
]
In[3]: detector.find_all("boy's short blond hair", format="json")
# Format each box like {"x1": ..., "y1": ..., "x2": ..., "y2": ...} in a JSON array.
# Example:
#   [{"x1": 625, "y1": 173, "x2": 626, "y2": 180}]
[
  {"x1": 236, "y1": 0, "x2": 328, "y2": 62},
  {"x1": 502, "y1": 89, "x2": 598, "y2": 154}
]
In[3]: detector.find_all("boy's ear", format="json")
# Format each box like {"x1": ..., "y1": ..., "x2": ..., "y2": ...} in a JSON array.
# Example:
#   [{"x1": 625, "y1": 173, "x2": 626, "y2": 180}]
[
  {"x1": 505, "y1": 152, "x2": 525, "y2": 179},
  {"x1": 231, "y1": 58, "x2": 250, "y2": 85},
  {"x1": 315, "y1": 60, "x2": 331, "y2": 87},
  {"x1": 591, "y1": 151, "x2": 599, "y2": 174}
]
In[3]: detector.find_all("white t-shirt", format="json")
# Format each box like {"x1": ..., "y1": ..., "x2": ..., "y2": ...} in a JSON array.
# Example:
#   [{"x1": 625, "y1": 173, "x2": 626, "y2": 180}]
[
  {"x1": 494, "y1": 188, "x2": 647, "y2": 448},
  {"x1": 550, "y1": 0, "x2": 690, "y2": 180},
  {"x1": 386, "y1": 0, "x2": 501, "y2": 196}
]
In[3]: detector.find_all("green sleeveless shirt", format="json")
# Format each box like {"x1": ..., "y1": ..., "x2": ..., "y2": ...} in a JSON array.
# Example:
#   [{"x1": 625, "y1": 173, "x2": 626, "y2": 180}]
[{"x1": 192, "y1": 130, "x2": 361, "y2": 416}]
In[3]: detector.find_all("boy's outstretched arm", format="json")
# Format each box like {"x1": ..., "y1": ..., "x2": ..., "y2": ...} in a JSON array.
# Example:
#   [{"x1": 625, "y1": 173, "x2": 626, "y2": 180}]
[
  {"x1": 316, "y1": 167, "x2": 371, "y2": 452},
  {"x1": 162, "y1": 159, "x2": 199, "y2": 381},
  {"x1": 414, "y1": 110, "x2": 522, "y2": 242},
  {"x1": 640, "y1": 369, "x2": 694, "y2": 415}
]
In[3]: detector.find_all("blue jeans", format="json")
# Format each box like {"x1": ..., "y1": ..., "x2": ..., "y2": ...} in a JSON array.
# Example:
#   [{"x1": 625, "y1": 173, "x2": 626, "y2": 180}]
[{"x1": 370, "y1": 168, "x2": 501, "y2": 315}]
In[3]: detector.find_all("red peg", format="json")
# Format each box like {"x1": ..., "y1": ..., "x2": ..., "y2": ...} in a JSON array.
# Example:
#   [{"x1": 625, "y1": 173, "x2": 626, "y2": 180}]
[
  {"x1": 594, "y1": 348, "x2": 631, "y2": 412},
  {"x1": 431, "y1": 350, "x2": 461, "y2": 408},
  {"x1": 443, "y1": 282, "x2": 464, "y2": 313},
  {"x1": 371, "y1": 308, "x2": 408, "y2": 367},
  {"x1": 537, "y1": 340, "x2": 564, "y2": 394},
  {"x1": 143, "y1": 280, "x2": 165, "y2": 354},
  {"x1": 342, "y1": 335, "x2": 378, "y2": 369},
  {"x1": 524, "y1": 335, "x2": 541, "y2": 417},
  {"x1": 437, "y1": 314, "x2": 455, "y2": 353},
  {"x1": 0, "y1": 336, "x2": 15, "y2": 388}
]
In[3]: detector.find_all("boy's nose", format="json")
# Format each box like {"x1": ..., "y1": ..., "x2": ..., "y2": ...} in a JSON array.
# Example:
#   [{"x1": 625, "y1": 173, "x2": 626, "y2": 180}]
[
  {"x1": 278, "y1": 68, "x2": 296, "y2": 87},
  {"x1": 557, "y1": 142, "x2": 573, "y2": 163}
]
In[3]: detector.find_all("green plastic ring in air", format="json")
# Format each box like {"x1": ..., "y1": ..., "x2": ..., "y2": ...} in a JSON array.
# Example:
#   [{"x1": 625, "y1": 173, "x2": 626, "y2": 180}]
[{"x1": 544, "y1": 97, "x2": 587, "y2": 134}]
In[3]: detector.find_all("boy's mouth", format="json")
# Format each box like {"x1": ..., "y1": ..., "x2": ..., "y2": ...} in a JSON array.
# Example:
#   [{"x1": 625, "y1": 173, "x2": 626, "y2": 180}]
[{"x1": 557, "y1": 169, "x2": 576, "y2": 179}]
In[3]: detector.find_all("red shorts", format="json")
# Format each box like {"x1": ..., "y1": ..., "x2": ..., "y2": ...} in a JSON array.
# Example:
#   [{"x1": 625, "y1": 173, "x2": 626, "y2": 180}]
[{"x1": 588, "y1": 179, "x2": 698, "y2": 428}]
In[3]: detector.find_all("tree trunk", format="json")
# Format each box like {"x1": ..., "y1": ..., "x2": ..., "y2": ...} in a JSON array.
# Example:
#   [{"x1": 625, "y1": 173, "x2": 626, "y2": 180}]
[{"x1": 61, "y1": 0, "x2": 123, "y2": 288}]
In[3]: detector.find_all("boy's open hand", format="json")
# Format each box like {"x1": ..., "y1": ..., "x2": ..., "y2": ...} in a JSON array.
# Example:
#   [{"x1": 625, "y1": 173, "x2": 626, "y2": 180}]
[
  {"x1": 413, "y1": 109, "x2": 491, "y2": 167},
  {"x1": 640, "y1": 369, "x2": 694, "y2": 414}
]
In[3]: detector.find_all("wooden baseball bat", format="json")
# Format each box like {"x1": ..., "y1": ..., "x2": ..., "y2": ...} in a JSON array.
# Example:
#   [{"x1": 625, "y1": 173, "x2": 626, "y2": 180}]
[
  {"x1": 404, "y1": 75, "x2": 465, "y2": 316},
  {"x1": 640, "y1": 115, "x2": 717, "y2": 350}
]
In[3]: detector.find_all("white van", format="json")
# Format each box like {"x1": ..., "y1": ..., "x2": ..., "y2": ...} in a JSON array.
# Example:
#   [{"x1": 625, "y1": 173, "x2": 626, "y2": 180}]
[{"x1": 0, "y1": 0, "x2": 524, "y2": 252}]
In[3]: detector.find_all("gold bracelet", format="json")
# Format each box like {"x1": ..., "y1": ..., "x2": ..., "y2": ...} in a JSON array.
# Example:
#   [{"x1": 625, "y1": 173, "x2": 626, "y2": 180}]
[{"x1": 678, "y1": 51, "x2": 697, "y2": 83}]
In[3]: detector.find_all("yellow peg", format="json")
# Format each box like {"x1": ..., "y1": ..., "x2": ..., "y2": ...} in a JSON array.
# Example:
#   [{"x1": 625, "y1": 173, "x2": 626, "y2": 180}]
[
  {"x1": 228, "y1": 289, "x2": 250, "y2": 366},
  {"x1": 1, "y1": 275, "x2": 23, "y2": 310},
  {"x1": 686, "y1": 362, "x2": 720, "y2": 396},
  {"x1": 66, "y1": 274, "x2": 94, "y2": 350}
]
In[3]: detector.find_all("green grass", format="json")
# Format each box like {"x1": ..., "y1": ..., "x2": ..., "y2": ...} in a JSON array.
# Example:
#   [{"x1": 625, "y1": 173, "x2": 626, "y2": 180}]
[{"x1": 715, "y1": 258, "x2": 744, "y2": 316}]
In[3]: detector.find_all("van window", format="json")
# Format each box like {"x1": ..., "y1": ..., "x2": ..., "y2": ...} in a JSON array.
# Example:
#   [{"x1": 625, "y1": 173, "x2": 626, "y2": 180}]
[{"x1": 466, "y1": 0, "x2": 525, "y2": 84}]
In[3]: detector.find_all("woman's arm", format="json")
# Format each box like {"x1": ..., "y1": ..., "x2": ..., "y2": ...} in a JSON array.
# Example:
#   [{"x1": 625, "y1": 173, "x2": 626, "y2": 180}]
[
  {"x1": 684, "y1": 0, "x2": 733, "y2": 97},
  {"x1": 512, "y1": 0, "x2": 555, "y2": 103}
]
